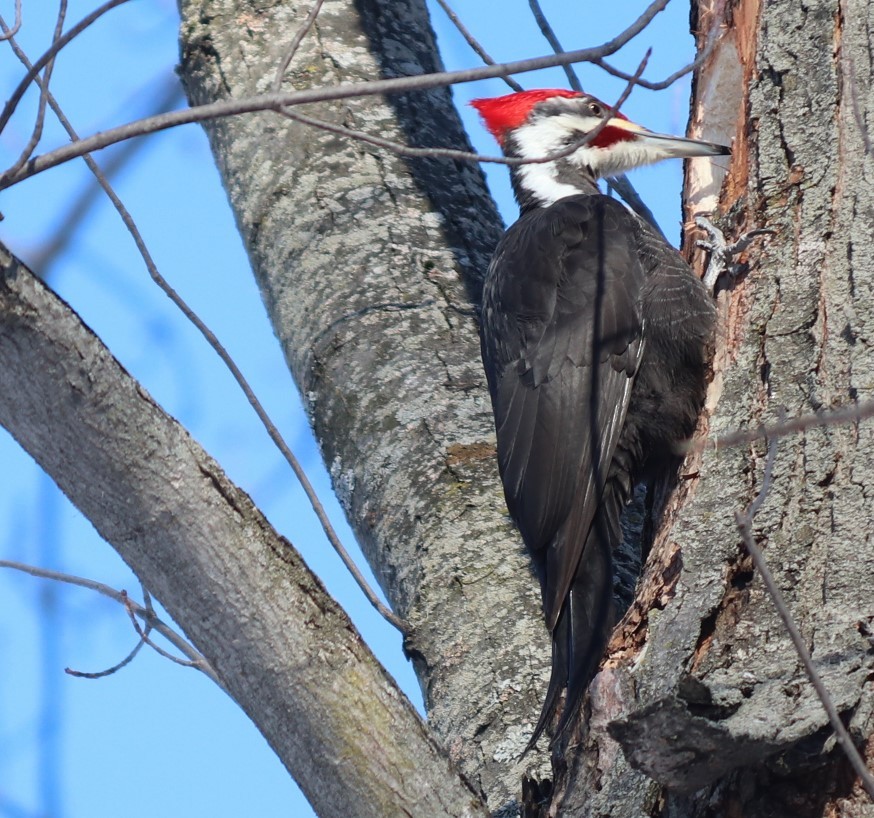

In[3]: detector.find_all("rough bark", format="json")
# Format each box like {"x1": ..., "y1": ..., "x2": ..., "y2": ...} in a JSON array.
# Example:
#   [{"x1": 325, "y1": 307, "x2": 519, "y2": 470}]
[
  {"x1": 0, "y1": 246, "x2": 488, "y2": 818},
  {"x1": 554, "y1": 1, "x2": 874, "y2": 815},
  {"x1": 176, "y1": 0, "x2": 551, "y2": 808},
  {"x1": 8, "y1": 0, "x2": 864, "y2": 813}
]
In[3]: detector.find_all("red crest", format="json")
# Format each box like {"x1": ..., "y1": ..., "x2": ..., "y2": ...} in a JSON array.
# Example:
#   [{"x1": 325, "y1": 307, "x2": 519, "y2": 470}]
[{"x1": 471, "y1": 89, "x2": 582, "y2": 144}]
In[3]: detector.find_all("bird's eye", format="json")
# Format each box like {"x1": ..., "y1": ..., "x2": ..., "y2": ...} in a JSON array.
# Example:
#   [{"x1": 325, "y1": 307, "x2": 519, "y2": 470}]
[{"x1": 588, "y1": 101, "x2": 603, "y2": 117}]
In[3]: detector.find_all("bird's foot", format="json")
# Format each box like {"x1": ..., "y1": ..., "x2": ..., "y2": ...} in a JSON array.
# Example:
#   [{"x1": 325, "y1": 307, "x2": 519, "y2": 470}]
[{"x1": 695, "y1": 216, "x2": 774, "y2": 292}]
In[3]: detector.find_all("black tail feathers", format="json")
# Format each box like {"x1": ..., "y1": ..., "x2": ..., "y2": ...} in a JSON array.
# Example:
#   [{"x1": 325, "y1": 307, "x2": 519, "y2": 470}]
[{"x1": 525, "y1": 490, "x2": 621, "y2": 752}]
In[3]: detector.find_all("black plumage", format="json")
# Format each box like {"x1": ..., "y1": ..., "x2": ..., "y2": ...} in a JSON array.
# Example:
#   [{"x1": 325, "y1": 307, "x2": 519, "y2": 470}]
[{"x1": 480, "y1": 193, "x2": 716, "y2": 746}]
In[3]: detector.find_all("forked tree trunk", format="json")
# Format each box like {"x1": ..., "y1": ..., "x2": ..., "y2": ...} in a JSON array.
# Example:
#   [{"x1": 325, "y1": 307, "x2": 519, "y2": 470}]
[{"x1": 17, "y1": 0, "x2": 858, "y2": 814}]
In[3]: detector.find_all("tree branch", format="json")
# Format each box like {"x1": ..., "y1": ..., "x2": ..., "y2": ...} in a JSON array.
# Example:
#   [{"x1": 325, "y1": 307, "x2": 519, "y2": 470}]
[
  {"x1": 1, "y1": 0, "x2": 669, "y2": 187},
  {"x1": 0, "y1": 19, "x2": 404, "y2": 633},
  {"x1": 0, "y1": 558, "x2": 215, "y2": 681},
  {"x1": 0, "y1": 246, "x2": 487, "y2": 818}
]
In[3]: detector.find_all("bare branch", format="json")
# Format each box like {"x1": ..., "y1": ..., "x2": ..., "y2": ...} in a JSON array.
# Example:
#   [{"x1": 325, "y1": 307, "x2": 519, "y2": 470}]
[
  {"x1": 685, "y1": 400, "x2": 874, "y2": 452},
  {"x1": 0, "y1": 252, "x2": 490, "y2": 818},
  {"x1": 0, "y1": 0, "x2": 671, "y2": 188},
  {"x1": 735, "y1": 438, "x2": 874, "y2": 800},
  {"x1": 26, "y1": 75, "x2": 184, "y2": 275},
  {"x1": 2, "y1": 0, "x2": 67, "y2": 182},
  {"x1": 591, "y1": 27, "x2": 720, "y2": 93},
  {"x1": 278, "y1": 49, "x2": 651, "y2": 177},
  {"x1": 0, "y1": 0, "x2": 131, "y2": 136},
  {"x1": 0, "y1": 21, "x2": 406, "y2": 634},
  {"x1": 433, "y1": 0, "x2": 523, "y2": 92},
  {"x1": 524, "y1": 0, "x2": 666, "y2": 232},
  {"x1": 272, "y1": 0, "x2": 327, "y2": 93},
  {"x1": 67, "y1": 639, "x2": 148, "y2": 678},
  {"x1": 66, "y1": 631, "x2": 150, "y2": 678},
  {"x1": 0, "y1": 0, "x2": 21, "y2": 41},
  {"x1": 120, "y1": 590, "x2": 204, "y2": 669},
  {"x1": 0, "y1": 559, "x2": 219, "y2": 684},
  {"x1": 527, "y1": 0, "x2": 582, "y2": 92}
]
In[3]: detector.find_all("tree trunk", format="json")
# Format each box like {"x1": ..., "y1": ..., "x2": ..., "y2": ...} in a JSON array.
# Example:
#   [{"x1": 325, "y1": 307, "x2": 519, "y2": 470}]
[
  {"x1": 556, "y1": 1, "x2": 874, "y2": 814},
  {"x1": 177, "y1": 0, "x2": 551, "y2": 809},
  {"x1": 5, "y1": 0, "x2": 870, "y2": 813}
]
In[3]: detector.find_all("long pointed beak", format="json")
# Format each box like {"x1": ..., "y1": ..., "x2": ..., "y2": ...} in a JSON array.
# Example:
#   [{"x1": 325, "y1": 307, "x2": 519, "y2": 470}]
[{"x1": 607, "y1": 117, "x2": 731, "y2": 158}]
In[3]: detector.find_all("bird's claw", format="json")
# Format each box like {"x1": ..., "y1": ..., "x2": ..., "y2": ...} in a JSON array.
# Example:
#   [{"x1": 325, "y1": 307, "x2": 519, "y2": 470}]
[{"x1": 695, "y1": 216, "x2": 774, "y2": 292}]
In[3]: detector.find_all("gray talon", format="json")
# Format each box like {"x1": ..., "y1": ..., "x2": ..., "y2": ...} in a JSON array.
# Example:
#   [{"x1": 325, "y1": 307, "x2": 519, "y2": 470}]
[{"x1": 695, "y1": 215, "x2": 774, "y2": 292}]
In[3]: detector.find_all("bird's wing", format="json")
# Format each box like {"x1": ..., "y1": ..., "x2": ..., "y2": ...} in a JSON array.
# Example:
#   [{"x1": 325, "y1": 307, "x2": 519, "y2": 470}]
[{"x1": 480, "y1": 195, "x2": 646, "y2": 629}]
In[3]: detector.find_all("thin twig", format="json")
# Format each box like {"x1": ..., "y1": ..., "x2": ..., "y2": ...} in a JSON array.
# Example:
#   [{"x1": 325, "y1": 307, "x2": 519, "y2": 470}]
[
  {"x1": 2, "y1": 0, "x2": 68, "y2": 184},
  {"x1": 0, "y1": 0, "x2": 21, "y2": 41},
  {"x1": 591, "y1": 26, "x2": 720, "y2": 93},
  {"x1": 272, "y1": 0, "x2": 326, "y2": 93},
  {"x1": 28, "y1": 75, "x2": 184, "y2": 274},
  {"x1": 66, "y1": 628, "x2": 150, "y2": 678},
  {"x1": 735, "y1": 437, "x2": 874, "y2": 800},
  {"x1": 278, "y1": 106, "x2": 590, "y2": 164},
  {"x1": 433, "y1": 0, "x2": 523, "y2": 92},
  {"x1": 525, "y1": 0, "x2": 665, "y2": 232},
  {"x1": 121, "y1": 590, "x2": 201, "y2": 669},
  {"x1": 0, "y1": 22, "x2": 408, "y2": 635},
  {"x1": 527, "y1": 0, "x2": 582, "y2": 92},
  {"x1": 0, "y1": 559, "x2": 221, "y2": 685},
  {"x1": 0, "y1": 0, "x2": 671, "y2": 187},
  {"x1": 278, "y1": 49, "x2": 651, "y2": 170},
  {"x1": 0, "y1": 0, "x2": 131, "y2": 136},
  {"x1": 66, "y1": 639, "x2": 148, "y2": 678},
  {"x1": 684, "y1": 400, "x2": 874, "y2": 453}
]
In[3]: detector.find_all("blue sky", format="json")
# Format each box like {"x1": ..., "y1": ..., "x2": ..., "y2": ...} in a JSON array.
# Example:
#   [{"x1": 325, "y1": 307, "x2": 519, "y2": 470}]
[{"x1": 0, "y1": 2, "x2": 701, "y2": 816}]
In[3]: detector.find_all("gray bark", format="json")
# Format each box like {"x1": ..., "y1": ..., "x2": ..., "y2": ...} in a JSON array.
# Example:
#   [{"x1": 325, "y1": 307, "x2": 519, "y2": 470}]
[
  {"x1": 177, "y1": 0, "x2": 551, "y2": 809},
  {"x1": 4, "y1": 0, "x2": 868, "y2": 813},
  {"x1": 0, "y1": 247, "x2": 488, "y2": 818},
  {"x1": 556, "y1": 1, "x2": 874, "y2": 815},
  {"x1": 175, "y1": 0, "x2": 874, "y2": 810}
]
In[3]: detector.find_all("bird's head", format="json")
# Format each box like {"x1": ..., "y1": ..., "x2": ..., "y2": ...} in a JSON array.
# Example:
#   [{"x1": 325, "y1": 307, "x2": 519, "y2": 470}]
[{"x1": 471, "y1": 89, "x2": 730, "y2": 208}]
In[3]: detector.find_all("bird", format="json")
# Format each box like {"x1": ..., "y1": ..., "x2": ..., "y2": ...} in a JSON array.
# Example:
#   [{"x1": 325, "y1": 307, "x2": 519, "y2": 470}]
[{"x1": 471, "y1": 89, "x2": 729, "y2": 748}]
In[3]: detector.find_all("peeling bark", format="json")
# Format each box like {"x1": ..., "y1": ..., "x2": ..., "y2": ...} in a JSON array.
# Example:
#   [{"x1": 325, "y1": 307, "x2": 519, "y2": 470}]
[{"x1": 555, "y1": 1, "x2": 874, "y2": 814}]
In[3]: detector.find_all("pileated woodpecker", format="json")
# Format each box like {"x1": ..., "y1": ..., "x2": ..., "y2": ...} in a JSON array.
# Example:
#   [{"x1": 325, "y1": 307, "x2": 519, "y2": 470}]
[{"x1": 471, "y1": 89, "x2": 729, "y2": 747}]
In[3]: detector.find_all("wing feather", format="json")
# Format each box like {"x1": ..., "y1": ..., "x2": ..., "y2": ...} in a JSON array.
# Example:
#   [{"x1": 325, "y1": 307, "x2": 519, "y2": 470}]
[{"x1": 480, "y1": 194, "x2": 646, "y2": 628}]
